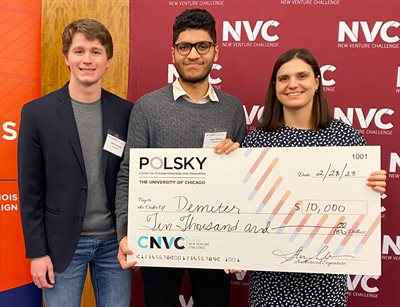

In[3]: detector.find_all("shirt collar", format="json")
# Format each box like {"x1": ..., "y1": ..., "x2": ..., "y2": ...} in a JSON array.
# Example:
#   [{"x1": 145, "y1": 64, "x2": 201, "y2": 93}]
[{"x1": 172, "y1": 79, "x2": 219, "y2": 103}]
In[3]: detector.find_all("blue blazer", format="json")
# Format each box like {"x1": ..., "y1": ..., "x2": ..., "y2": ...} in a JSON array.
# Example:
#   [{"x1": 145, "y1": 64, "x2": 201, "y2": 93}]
[{"x1": 18, "y1": 84, "x2": 133, "y2": 272}]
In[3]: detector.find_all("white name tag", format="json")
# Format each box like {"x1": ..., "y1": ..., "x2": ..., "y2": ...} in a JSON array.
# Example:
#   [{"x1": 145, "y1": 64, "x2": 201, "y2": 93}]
[
  {"x1": 203, "y1": 131, "x2": 227, "y2": 148},
  {"x1": 103, "y1": 133, "x2": 126, "y2": 157}
]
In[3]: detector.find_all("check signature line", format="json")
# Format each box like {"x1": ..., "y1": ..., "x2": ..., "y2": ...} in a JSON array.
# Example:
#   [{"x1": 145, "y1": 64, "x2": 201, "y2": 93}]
[{"x1": 273, "y1": 245, "x2": 357, "y2": 266}]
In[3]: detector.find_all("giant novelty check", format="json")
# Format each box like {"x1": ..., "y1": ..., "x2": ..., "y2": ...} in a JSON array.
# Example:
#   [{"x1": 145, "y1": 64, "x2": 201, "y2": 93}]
[{"x1": 127, "y1": 146, "x2": 381, "y2": 275}]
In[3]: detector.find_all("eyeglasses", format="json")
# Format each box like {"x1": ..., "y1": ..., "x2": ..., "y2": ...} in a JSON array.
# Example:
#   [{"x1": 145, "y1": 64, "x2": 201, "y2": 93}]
[{"x1": 174, "y1": 41, "x2": 215, "y2": 56}]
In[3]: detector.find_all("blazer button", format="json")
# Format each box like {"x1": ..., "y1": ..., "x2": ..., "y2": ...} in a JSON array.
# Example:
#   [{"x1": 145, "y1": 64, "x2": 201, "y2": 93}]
[{"x1": 81, "y1": 187, "x2": 87, "y2": 193}]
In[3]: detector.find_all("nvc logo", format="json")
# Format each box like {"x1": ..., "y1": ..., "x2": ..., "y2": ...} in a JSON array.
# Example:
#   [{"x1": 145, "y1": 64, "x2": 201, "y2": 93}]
[
  {"x1": 347, "y1": 275, "x2": 379, "y2": 293},
  {"x1": 139, "y1": 156, "x2": 207, "y2": 170},
  {"x1": 338, "y1": 21, "x2": 400, "y2": 43},
  {"x1": 320, "y1": 65, "x2": 336, "y2": 86},
  {"x1": 388, "y1": 153, "x2": 400, "y2": 179},
  {"x1": 168, "y1": 64, "x2": 221, "y2": 84},
  {"x1": 333, "y1": 107, "x2": 394, "y2": 129},
  {"x1": 138, "y1": 236, "x2": 185, "y2": 249},
  {"x1": 382, "y1": 235, "x2": 400, "y2": 255},
  {"x1": 222, "y1": 20, "x2": 279, "y2": 42},
  {"x1": 390, "y1": 152, "x2": 400, "y2": 173}
]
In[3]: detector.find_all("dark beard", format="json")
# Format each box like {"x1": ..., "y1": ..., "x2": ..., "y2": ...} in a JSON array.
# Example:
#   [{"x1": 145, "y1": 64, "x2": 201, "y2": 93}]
[
  {"x1": 174, "y1": 63, "x2": 212, "y2": 84},
  {"x1": 179, "y1": 72, "x2": 209, "y2": 84}
]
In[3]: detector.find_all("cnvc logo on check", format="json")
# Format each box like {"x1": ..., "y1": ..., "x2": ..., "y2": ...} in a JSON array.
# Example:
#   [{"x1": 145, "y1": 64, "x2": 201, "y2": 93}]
[{"x1": 138, "y1": 236, "x2": 185, "y2": 249}]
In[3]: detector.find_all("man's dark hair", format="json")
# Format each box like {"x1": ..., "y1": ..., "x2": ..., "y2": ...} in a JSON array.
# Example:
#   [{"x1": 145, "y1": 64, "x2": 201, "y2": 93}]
[{"x1": 173, "y1": 9, "x2": 216, "y2": 44}]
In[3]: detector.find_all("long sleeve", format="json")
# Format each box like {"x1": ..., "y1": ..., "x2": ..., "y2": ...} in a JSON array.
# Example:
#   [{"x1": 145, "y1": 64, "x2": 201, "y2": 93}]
[
  {"x1": 234, "y1": 102, "x2": 247, "y2": 144},
  {"x1": 18, "y1": 104, "x2": 48, "y2": 258},
  {"x1": 115, "y1": 103, "x2": 149, "y2": 241}
]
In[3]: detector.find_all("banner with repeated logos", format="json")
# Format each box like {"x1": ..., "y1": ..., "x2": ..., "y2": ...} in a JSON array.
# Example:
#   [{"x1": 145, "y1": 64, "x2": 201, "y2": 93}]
[
  {"x1": 1, "y1": 1, "x2": 398, "y2": 306},
  {"x1": 0, "y1": 1, "x2": 42, "y2": 306},
  {"x1": 128, "y1": 1, "x2": 400, "y2": 306}
]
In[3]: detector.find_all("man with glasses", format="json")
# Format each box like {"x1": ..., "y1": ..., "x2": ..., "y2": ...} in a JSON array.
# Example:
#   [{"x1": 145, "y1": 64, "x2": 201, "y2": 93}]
[{"x1": 115, "y1": 8, "x2": 246, "y2": 307}]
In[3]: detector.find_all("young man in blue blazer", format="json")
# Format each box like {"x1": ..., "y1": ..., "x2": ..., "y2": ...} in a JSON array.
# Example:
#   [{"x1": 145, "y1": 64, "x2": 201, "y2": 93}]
[{"x1": 18, "y1": 19, "x2": 133, "y2": 307}]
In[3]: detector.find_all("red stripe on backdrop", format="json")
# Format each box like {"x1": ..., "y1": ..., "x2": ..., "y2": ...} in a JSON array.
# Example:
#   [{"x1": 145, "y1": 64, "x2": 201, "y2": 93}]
[
  {"x1": 128, "y1": 1, "x2": 399, "y2": 306},
  {"x1": 0, "y1": 0, "x2": 41, "y2": 292}
]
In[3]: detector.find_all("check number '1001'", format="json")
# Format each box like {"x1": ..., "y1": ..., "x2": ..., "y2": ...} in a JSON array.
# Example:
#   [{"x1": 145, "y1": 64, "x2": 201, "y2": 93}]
[{"x1": 352, "y1": 153, "x2": 368, "y2": 160}]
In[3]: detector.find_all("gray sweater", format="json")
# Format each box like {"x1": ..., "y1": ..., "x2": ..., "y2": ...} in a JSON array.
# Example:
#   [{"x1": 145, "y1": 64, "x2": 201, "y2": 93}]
[{"x1": 115, "y1": 84, "x2": 247, "y2": 240}]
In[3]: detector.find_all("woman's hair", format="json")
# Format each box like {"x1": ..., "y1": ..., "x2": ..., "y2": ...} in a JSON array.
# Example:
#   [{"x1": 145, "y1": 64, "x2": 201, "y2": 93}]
[{"x1": 258, "y1": 48, "x2": 332, "y2": 131}]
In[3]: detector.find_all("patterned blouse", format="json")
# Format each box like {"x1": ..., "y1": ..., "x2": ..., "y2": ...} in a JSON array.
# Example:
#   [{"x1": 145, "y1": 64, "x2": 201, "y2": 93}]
[{"x1": 242, "y1": 119, "x2": 366, "y2": 307}]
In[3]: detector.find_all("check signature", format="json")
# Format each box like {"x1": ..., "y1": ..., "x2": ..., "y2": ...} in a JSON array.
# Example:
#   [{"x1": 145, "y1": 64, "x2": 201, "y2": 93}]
[{"x1": 272, "y1": 245, "x2": 355, "y2": 265}]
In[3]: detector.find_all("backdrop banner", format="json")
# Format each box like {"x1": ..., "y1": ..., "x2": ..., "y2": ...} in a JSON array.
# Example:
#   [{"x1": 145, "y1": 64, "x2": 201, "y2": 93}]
[
  {"x1": 128, "y1": 1, "x2": 400, "y2": 306},
  {"x1": 1, "y1": 1, "x2": 398, "y2": 307},
  {"x1": 0, "y1": 1, "x2": 42, "y2": 306}
]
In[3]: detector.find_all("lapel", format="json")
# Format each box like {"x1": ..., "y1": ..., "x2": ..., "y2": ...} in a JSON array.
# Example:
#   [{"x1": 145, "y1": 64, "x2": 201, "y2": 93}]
[
  {"x1": 54, "y1": 84, "x2": 86, "y2": 176},
  {"x1": 101, "y1": 89, "x2": 116, "y2": 176}
]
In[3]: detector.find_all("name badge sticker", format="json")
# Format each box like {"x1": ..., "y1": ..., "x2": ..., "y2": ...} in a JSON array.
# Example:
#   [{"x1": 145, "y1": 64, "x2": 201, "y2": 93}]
[
  {"x1": 203, "y1": 131, "x2": 227, "y2": 148},
  {"x1": 103, "y1": 130, "x2": 126, "y2": 157}
]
